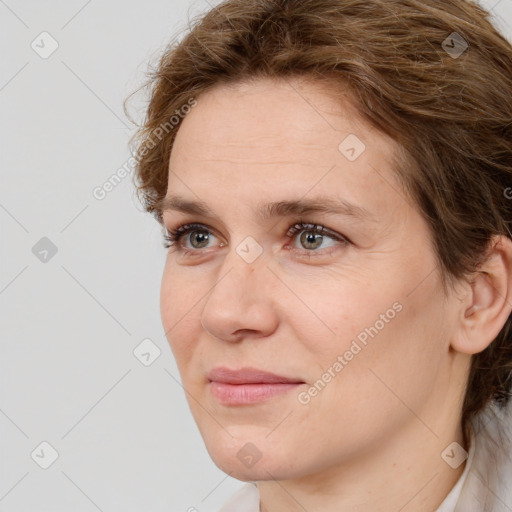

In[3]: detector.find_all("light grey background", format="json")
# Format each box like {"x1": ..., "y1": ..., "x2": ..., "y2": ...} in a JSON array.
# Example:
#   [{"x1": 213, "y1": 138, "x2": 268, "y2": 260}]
[{"x1": 0, "y1": 1, "x2": 510, "y2": 511}]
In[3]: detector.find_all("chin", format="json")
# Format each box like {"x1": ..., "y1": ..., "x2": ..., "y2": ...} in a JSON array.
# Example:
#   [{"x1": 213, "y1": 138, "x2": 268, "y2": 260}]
[
  {"x1": 200, "y1": 427, "x2": 308, "y2": 481},
  {"x1": 211, "y1": 452, "x2": 299, "y2": 482}
]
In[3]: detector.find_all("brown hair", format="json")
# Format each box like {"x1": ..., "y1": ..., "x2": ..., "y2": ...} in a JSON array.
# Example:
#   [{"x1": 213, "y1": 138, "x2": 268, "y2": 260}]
[{"x1": 124, "y1": 0, "x2": 512, "y2": 448}]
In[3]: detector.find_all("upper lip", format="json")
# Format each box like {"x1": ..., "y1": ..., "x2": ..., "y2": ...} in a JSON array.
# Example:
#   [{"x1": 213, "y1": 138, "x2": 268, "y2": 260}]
[{"x1": 208, "y1": 366, "x2": 304, "y2": 385}]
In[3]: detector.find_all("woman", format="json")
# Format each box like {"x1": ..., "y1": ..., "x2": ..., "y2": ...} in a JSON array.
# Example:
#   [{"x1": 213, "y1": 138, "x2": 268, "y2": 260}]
[{"x1": 126, "y1": 0, "x2": 512, "y2": 510}]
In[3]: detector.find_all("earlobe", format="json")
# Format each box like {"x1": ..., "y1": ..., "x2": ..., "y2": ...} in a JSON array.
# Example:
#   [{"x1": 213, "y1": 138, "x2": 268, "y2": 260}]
[{"x1": 452, "y1": 235, "x2": 512, "y2": 355}]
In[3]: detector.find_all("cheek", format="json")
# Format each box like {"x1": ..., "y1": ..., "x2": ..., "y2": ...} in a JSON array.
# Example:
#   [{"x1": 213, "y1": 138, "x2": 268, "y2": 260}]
[
  {"x1": 292, "y1": 271, "x2": 398, "y2": 358},
  {"x1": 160, "y1": 263, "x2": 203, "y2": 364},
  {"x1": 297, "y1": 265, "x2": 444, "y2": 392},
  {"x1": 319, "y1": 280, "x2": 445, "y2": 416},
  {"x1": 160, "y1": 258, "x2": 205, "y2": 323}
]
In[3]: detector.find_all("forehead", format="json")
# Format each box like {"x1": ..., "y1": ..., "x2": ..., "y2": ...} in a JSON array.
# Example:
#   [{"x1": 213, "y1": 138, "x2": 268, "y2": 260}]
[{"x1": 167, "y1": 77, "x2": 403, "y2": 216}]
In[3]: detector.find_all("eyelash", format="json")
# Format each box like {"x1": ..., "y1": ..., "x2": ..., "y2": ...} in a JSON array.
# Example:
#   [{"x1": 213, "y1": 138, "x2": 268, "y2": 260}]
[{"x1": 162, "y1": 221, "x2": 350, "y2": 258}]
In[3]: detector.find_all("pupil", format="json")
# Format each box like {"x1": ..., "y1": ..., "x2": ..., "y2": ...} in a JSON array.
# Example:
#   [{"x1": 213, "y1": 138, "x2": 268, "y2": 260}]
[
  {"x1": 191, "y1": 231, "x2": 209, "y2": 248},
  {"x1": 301, "y1": 231, "x2": 322, "y2": 249}
]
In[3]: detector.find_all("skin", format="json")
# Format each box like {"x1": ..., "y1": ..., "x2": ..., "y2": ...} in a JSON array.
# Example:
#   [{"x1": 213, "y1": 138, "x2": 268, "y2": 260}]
[{"x1": 159, "y1": 76, "x2": 512, "y2": 512}]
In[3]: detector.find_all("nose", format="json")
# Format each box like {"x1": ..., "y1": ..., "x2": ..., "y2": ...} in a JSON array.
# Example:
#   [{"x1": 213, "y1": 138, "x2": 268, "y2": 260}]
[{"x1": 200, "y1": 248, "x2": 279, "y2": 343}]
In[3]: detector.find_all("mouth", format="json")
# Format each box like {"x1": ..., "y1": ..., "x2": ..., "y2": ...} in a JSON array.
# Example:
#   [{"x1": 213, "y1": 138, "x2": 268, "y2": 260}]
[{"x1": 207, "y1": 366, "x2": 305, "y2": 405}]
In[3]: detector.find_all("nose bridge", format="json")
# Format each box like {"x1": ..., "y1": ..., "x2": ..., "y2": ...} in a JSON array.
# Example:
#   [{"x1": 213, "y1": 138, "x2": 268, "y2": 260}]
[
  {"x1": 207, "y1": 239, "x2": 266, "y2": 307},
  {"x1": 215, "y1": 230, "x2": 267, "y2": 288}
]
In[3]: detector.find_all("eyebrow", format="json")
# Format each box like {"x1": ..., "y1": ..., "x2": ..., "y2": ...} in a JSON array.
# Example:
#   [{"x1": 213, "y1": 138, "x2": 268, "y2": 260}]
[{"x1": 157, "y1": 194, "x2": 378, "y2": 223}]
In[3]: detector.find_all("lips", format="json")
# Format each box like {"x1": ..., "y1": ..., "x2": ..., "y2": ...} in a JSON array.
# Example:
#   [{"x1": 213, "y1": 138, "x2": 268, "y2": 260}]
[
  {"x1": 207, "y1": 367, "x2": 305, "y2": 405},
  {"x1": 207, "y1": 366, "x2": 304, "y2": 385}
]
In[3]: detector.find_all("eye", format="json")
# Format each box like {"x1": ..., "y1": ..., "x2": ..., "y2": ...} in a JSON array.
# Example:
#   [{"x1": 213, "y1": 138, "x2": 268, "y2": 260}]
[
  {"x1": 285, "y1": 221, "x2": 350, "y2": 257},
  {"x1": 163, "y1": 223, "x2": 220, "y2": 251},
  {"x1": 162, "y1": 221, "x2": 350, "y2": 257}
]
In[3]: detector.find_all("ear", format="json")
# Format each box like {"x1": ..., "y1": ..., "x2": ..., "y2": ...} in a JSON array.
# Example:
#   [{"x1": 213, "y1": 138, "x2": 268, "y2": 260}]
[{"x1": 451, "y1": 235, "x2": 512, "y2": 355}]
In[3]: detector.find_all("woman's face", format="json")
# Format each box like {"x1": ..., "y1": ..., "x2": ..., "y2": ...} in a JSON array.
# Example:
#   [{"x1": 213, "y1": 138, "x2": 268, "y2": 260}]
[{"x1": 160, "y1": 77, "x2": 464, "y2": 481}]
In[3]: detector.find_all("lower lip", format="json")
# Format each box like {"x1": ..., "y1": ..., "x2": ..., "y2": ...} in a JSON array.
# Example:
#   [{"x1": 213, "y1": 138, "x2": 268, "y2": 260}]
[{"x1": 209, "y1": 382, "x2": 303, "y2": 405}]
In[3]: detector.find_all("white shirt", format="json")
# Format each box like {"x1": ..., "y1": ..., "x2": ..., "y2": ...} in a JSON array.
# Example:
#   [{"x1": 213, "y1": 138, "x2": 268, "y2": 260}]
[{"x1": 214, "y1": 400, "x2": 512, "y2": 512}]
